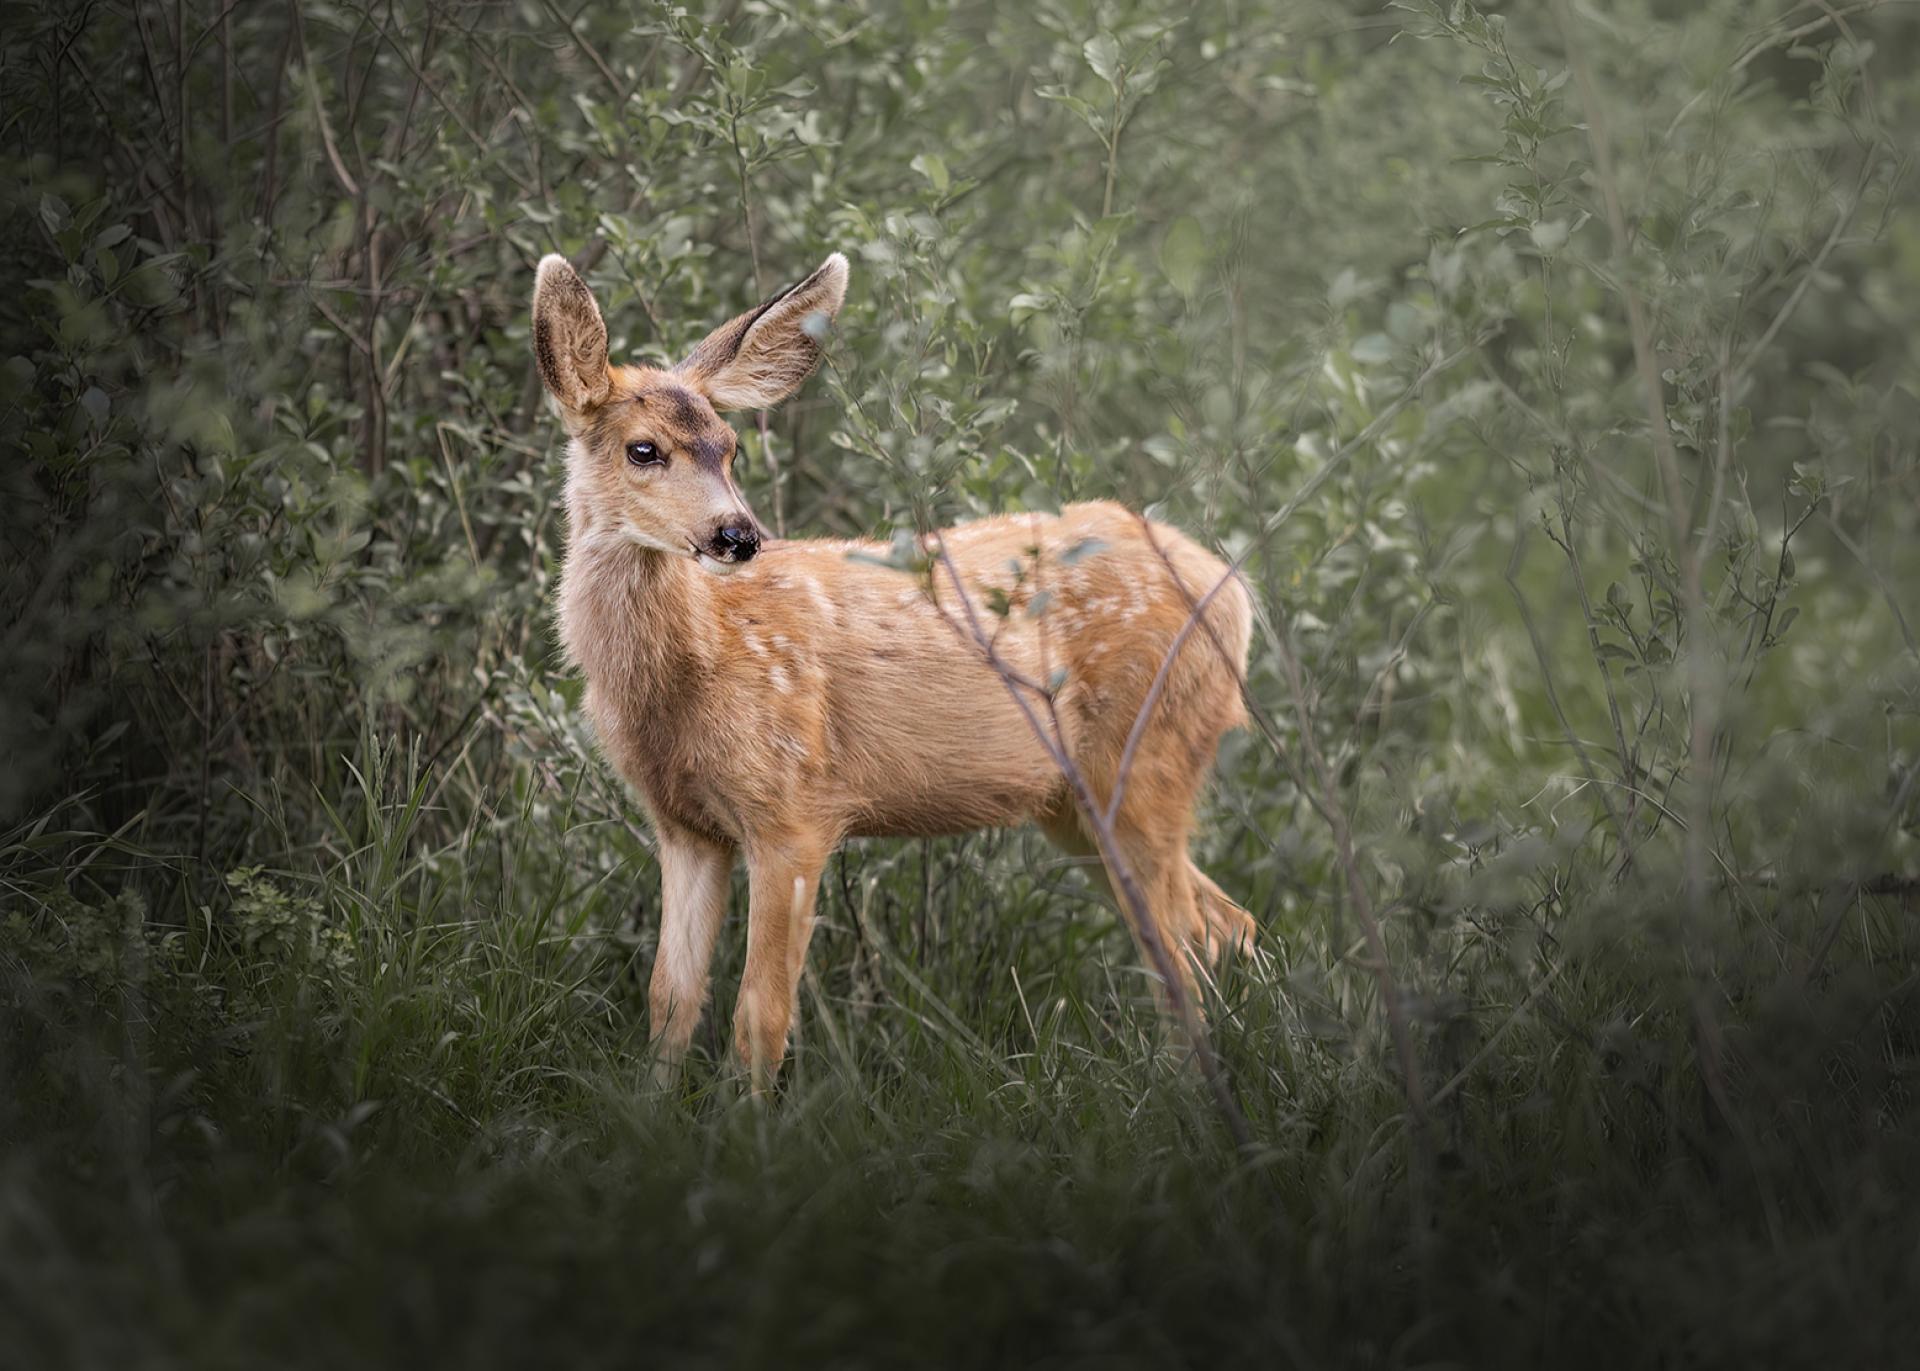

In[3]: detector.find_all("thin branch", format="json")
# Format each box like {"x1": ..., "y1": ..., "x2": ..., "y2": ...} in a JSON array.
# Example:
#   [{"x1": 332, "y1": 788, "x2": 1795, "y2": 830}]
[
  {"x1": 1258, "y1": 340, "x2": 1480, "y2": 542},
  {"x1": 1504, "y1": 529, "x2": 1627, "y2": 844},
  {"x1": 541, "y1": 0, "x2": 625, "y2": 102},
  {"x1": 1662, "y1": 1, "x2": 1893, "y2": 144},
  {"x1": 1102, "y1": 562, "x2": 1244, "y2": 832},
  {"x1": 1269, "y1": 602, "x2": 1431, "y2": 1205},
  {"x1": 923, "y1": 547, "x2": 1257, "y2": 1156},
  {"x1": 294, "y1": 24, "x2": 359, "y2": 197},
  {"x1": 1555, "y1": 2, "x2": 1689, "y2": 551},
  {"x1": 1736, "y1": 154, "x2": 1876, "y2": 379},
  {"x1": 1555, "y1": 10, "x2": 1776, "y2": 1237}
]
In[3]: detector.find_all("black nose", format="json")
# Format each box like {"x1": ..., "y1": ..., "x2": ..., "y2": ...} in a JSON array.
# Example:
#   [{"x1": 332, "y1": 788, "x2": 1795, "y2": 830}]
[{"x1": 713, "y1": 522, "x2": 759, "y2": 562}]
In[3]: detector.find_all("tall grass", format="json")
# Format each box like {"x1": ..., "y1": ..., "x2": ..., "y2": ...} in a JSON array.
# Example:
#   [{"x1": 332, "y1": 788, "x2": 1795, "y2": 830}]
[{"x1": 3, "y1": 1, "x2": 1918, "y2": 1365}]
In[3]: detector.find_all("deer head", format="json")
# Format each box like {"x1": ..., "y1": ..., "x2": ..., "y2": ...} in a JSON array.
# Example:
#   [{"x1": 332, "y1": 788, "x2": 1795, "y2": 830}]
[{"x1": 531, "y1": 251, "x2": 849, "y2": 572}]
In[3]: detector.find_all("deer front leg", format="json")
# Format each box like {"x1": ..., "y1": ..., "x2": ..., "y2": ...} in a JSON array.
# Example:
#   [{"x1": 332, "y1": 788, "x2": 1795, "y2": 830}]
[
  {"x1": 649, "y1": 827, "x2": 734, "y2": 1085},
  {"x1": 734, "y1": 835, "x2": 828, "y2": 1089}
]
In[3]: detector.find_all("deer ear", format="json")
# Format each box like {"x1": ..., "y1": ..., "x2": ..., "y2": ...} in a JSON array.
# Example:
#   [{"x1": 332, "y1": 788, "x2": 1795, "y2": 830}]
[
  {"x1": 532, "y1": 255, "x2": 612, "y2": 415},
  {"x1": 678, "y1": 253, "x2": 848, "y2": 411}
]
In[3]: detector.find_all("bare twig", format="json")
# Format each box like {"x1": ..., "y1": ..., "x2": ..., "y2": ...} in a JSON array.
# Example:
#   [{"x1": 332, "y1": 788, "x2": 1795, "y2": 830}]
[
  {"x1": 1269, "y1": 604, "x2": 1431, "y2": 1212},
  {"x1": 1504, "y1": 529, "x2": 1627, "y2": 844},
  {"x1": 1555, "y1": 5, "x2": 1689, "y2": 551},
  {"x1": 924, "y1": 547, "x2": 1257, "y2": 1155},
  {"x1": 1822, "y1": 511, "x2": 1919, "y2": 662},
  {"x1": 1257, "y1": 341, "x2": 1479, "y2": 544},
  {"x1": 1544, "y1": 472, "x2": 1640, "y2": 838},
  {"x1": 1737, "y1": 155, "x2": 1876, "y2": 379},
  {"x1": 1556, "y1": 6, "x2": 1787, "y2": 1249},
  {"x1": 1428, "y1": 958, "x2": 1566, "y2": 1108},
  {"x1": 257, "y1": 5, "x2": 298, "y2": 220},
  {"x1": 1102, "y1": 562, "x2": 1244, "y2": 832},
  {"x1": 1662, "y1": 1, "x2": 1891, "y2": 144},
  {"x1": 541, "y1": 0, "x2": 625, "y2": 102},
  {"x1": 295, "y1": 26, "x2": 359, "y2": 197}
]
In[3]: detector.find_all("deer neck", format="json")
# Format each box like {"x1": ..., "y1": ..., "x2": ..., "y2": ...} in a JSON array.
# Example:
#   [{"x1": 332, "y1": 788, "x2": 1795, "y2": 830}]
[{"x1": 559, "y1": 527, "x2": 718, "y2": 721}]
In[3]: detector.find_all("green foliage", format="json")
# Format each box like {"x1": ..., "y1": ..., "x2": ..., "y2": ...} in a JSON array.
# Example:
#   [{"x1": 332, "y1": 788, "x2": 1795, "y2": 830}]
[{"x1": 3, "y1": 0, "x2": 1919, "y2": 1365}]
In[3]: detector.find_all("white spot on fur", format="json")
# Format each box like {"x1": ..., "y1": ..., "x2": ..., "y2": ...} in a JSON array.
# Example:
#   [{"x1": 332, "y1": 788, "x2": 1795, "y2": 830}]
[{"x1": 800, "y1": 574, "x2": 836, "y2": 626}]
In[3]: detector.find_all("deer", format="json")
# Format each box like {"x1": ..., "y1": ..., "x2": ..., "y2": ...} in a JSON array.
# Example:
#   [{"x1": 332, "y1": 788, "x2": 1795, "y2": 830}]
[{"x1": 532, "y1": 248, "x2": 1256, "y2": 1085}]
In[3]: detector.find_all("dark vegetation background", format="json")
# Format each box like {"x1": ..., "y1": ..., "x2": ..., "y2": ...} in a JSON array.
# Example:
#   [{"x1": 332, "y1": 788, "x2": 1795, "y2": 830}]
[{"x1": 3, "y1": 0, "x2": 1918, "y2": 1365}]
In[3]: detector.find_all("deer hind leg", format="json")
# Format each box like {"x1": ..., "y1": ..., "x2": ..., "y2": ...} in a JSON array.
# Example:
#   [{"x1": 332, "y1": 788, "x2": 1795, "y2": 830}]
[
  {"x1": 1083, "y1": 815, "x2": 1256, "y2": 976},
  {"x1": 734, "y1": 833, "x2": 829, "y2": 1090},
  {"x1": 1062, "y1": 657, "x2": 1261, "y2": 988},
  {"x1": 1188, "y1": 860, "x2": 1256, "y2": 966},
  {"x1": 1040, "y1": 789, "x2": 1205, "y2": 1019},
  {"x1": 650, "y1": 828, "x2": 735, "y2": 1085}
]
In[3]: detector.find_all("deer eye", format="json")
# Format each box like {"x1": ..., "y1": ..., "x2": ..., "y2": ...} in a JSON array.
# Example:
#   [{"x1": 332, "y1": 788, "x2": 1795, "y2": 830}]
[{"x1": 625, "y1": 441, "x2": 664, "y2": 467}]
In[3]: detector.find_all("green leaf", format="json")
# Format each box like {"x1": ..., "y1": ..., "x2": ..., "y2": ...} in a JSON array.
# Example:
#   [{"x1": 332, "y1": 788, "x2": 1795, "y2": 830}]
[
  {"x1": 911, "y1": 152, "x2": 950, "y2": 194},
  {"x1": 1159, "y1": 216, "x2": 1206, "y2": 297},
  {"x1": 1083, "y1": 32, "x2": 1122, "y2": 86},
  {"x1": 1008, "y1": 292, "x2": 1051, "y2": 324},
  {"x1": 1350, "y1": 333, "x2": 1394, "y2": 365},
  {"x1": 1528, "y1": 218, "x2": 1569, "y2": 254},
  {"x1": 121, "y1": 261, "x2": 179, "y2": 308},
  {"x1": 0, "y1": 355, "x2": 35, "y2": 402},
  {"x1": 1328, "y1": 267, "x2": 1368, "y2": 308},
  {"x1": 1033, "y1": 85, "x2": 1099, "y2": 124},
  {"x1": 39, "y1": 193, "x2": 71, "y2": 235}
]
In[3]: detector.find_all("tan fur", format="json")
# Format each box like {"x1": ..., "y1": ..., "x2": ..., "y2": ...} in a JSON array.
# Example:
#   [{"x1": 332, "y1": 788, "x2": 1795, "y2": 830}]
[{"x1": 533, "y1": 252, "x2": 1255, "y2": 1082}]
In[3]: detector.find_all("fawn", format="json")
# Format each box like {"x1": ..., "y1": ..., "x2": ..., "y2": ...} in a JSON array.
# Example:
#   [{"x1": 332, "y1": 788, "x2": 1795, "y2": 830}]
[{"x1": 532, "y1": 250, "x2": 1255, "y2": 1082}]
